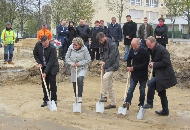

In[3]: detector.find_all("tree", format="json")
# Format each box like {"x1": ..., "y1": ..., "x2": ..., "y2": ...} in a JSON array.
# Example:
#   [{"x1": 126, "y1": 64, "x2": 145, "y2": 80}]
[
  {"x1": 51, "y1": 0, "x2": 96, "y2": 30},
  {"x1": 105, "y1": 0, "x2": 128, "y2": 24},
  {"x1": 164, "y1": 0, "x2": 181, "y2": 40},
  {"x1": 0, "y1": 0, "x2": 17, "y2": 32},
  {"x1": 179, "y1": 0, "x2": 190, "y2": 35},
  {"x1": 42, "y1": 5, "x2": 52, "y2": 30}
]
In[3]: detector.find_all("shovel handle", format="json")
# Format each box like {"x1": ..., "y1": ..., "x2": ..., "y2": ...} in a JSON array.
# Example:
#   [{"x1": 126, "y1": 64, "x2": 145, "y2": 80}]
[
  {"x1": 100, "y1": 65, "x2": 103, "y2": 95},
  {"x1": 123, "y1": 71, "x2": 130, "y2": 102},
  {"x1": 40, "y1": 67, "x2": 51, "y2": 101},
  {"x1": 75, "y1": 66, "x2": 78, "y2": 98},
  {"x1": 148, "y1": 68, "x2": 153, "y2": 80}
]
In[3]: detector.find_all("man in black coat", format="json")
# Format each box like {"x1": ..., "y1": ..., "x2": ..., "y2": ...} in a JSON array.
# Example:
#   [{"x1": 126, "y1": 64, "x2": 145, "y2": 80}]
[
  {"x1": 96, "y1": 32, "x2": 120, "y2": 109},
  {"x1": 33, "y1": 35, "x2": 59, "y2": 107},
  {"x1": 76, "y1": 19, "x2": 91, "y2": 52},
  {"x1": 123, "y1": 38, "x2": 149, "y2": 110},
  {"x1": 90, "y1": 20, "x2": 104, "y2": 61},
  {"x1": 123, "y1": 15, "x2": 137, "y2": 61},
  {"x1": 143, "y1": 36, "x2": 177, "y2": 116}
]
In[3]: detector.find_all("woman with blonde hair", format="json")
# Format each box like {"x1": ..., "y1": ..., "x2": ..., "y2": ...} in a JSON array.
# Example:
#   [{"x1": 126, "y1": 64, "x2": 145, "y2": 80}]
[{"x1": 65, "y1": 37, "x2": 91, "y2": 103}]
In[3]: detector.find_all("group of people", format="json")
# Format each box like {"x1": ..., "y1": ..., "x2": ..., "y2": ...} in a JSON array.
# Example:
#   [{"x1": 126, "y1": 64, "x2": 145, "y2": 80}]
[{"x1": 0, "y1": 15, "x2": 176, "y2": 117}]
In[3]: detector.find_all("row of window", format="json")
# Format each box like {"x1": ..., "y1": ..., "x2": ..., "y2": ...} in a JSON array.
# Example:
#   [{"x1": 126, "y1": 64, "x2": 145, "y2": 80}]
[
  {"x1": 129, "y1": 9, "x2": 158, "y2": 19},
  {"x1": 129, "y1": 0, "x2": 159, "y2": 7}
]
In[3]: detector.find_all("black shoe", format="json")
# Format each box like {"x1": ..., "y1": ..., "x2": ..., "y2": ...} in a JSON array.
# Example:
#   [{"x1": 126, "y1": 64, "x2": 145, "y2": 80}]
[
  {"x1": 99, "y1": 97, "x2": 107, "y2": 102},
  {"x1": 123, "y1": 102, "x2": 130, "y2": 110},
  {"x1": 143, "y1": 104, "x2": 153, "y2": 109},
  {"x1": 155, "y1": 110, "x2": 169, "y2": 116},
  {"x1": 41, "y1": 102, "x2": 47, "y2": 107},
  {"x1": 104, "y1": 104, "x2": 116, "y2": 109}
]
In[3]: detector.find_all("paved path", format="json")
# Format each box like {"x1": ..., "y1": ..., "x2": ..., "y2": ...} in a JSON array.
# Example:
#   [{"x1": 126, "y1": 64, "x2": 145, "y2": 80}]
[{"x1": 169, "y1": 38, "x2": 190, "y2": 43}]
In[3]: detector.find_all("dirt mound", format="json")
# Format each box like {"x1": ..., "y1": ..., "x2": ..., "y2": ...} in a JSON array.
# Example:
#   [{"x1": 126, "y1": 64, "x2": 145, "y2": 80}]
[{"x1": 0, "y1": 41, "x2": 190, "y2": 89}]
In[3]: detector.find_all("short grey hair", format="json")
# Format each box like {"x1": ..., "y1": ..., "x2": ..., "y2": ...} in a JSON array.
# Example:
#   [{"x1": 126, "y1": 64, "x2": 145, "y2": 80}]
[
  {"x1": 111, "y1": 17, "x2": 116, "y2": 20},
  {"x1": 72, "y1": 37, "x2": 84, "y2": 46},
  {"x1": 132, "y1": 38, "x2": 141, "y2": 44},
  {"x1": 147, "y1": 36, "x2": 156, "y2": 43}
]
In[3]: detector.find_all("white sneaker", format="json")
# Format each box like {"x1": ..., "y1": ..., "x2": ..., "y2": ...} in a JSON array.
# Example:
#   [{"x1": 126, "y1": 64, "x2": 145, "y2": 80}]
[{"x1": 78, "y1": 97, "x2": 82, "y2": 103}]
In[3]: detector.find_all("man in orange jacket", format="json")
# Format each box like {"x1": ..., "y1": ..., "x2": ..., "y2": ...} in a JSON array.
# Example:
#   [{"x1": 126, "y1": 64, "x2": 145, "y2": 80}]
[{"x1": 37, "y1": 24, "x2": 53, "y2": 41}]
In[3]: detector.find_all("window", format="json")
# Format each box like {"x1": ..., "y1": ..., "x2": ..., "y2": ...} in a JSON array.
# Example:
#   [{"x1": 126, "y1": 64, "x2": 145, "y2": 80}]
[
  {"x1": 129, "y1": 9, "x2": 143, "y2": 18},
  {"x1": 146, "y1": 0, "x2": 158, "y2": 7},
  {"x1": 129, "y1": 0, "x2": 142, "y2": 5},
  {"x1": 146, "y1": 11, "x2": 159, "y2": 20}
]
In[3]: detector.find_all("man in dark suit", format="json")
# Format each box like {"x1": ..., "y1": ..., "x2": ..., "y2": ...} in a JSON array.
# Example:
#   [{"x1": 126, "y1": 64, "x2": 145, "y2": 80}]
[
  {"x1": 107, "y1": 17, "x2": 122, "y2": 46},
  {"x1": 123, "y1": 38, "x2": 149, "y2": 110},
  {"x1": 33, "y1": 35, "x2": 59, "y2": 107},
  {"x1": 57, "y1": 20, "x2": 69, "y2": 60},
  {"x1": 123, "y1": 15, "x2": 137, "y2": 61},
  {"x1": 143, "y1": 36, "x2": 177, "y2": 116}
]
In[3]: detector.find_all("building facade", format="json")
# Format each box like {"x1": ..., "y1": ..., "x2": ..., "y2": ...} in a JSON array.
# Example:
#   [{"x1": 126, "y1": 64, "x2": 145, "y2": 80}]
[{"x1": 92, "y1": 0, "x2": 167, "y2": 27}]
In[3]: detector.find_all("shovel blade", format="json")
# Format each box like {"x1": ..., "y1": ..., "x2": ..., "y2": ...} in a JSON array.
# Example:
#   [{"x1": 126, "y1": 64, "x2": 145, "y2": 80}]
[
  {"x1": 96, "y1": 102, "x2": 104, "y2": 113},
  {"x1": 47, "y1": 100, "x2": 57, "y2": 111},
  {"x1": 117, "y1": 106, "x2": 127, "y2": 115},
  {"x1": 137, "y1": 107, "x2": 146, "y2": 120},
  {"x1": 73, "y1": 102, "x2": 82, "y2": 113},
  {"x1": 51, "y1": 100, "x2": 57, "y2": 111}
]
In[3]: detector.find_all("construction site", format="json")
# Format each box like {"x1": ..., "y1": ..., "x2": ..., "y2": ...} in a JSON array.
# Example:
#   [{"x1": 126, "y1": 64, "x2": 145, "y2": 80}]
[{"x1": 0, "y1": 39, "x2": 190, "y2": 130}]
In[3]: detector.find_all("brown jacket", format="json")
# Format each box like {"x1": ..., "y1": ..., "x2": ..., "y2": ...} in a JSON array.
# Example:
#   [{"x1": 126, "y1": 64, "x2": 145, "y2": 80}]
[{"x1": 138, "y1": 24, "x2": 153, "y2": 39}]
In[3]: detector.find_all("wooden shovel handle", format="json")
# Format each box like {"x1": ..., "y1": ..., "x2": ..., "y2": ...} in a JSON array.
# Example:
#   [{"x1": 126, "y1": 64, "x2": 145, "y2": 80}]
[
  {"x1": 40, "y1": 67, "x2": 51, "y2": 101},
  {"x1": 76, "y1": 66, "x2": 78, "y2": 95},
  {"x1": 100, "y1": 65, "x2": 103, "y2": 94},
  {"x1": 123, "y1": 71, "x2": 130, "y2": 102}
]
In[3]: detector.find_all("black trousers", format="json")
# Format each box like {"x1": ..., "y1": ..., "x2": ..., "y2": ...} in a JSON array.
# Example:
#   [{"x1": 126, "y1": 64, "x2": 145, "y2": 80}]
[
  {"x1": 90, "y1": 48, "x2": 100, "y2": 61},
  {"x1": 72, "y1": 76, "x2": 84, "y2": 97},
  {"x1": 59, "y1": 39, "x2": 68, "y2": 60},
  {"x1": 41, "y1": 67, "x2": 57, "y2": 102},
  {"x1": 147, "y1": 77, "x2": 168, "y2": 111}
]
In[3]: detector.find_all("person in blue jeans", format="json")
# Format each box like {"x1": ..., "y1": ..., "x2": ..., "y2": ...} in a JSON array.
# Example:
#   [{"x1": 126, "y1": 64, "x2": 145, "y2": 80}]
[
  {"x1": 1, "y1": 22, "x2": 16, "y2": 64},
  {"x1": 123, "y1": 38, "x2": 149, "y2": 110},
  {"x1": 122, "y1": 15, "x2": 137, "y2": 61}
]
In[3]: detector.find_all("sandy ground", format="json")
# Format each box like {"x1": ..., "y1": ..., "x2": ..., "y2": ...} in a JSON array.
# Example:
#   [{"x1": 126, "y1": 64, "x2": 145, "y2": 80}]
[
  {"x1": 0, "y1": 76, "x2": 190, "y2": 130},
  {"x1": 0, "y1": 39, "x2": 190, "y2": 130}
]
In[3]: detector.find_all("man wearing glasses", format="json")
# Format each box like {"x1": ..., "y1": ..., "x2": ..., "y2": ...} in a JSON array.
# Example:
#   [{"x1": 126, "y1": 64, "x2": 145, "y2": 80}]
[{"x1": 138, "y1": 17, "x2": 153, "y2": 50}]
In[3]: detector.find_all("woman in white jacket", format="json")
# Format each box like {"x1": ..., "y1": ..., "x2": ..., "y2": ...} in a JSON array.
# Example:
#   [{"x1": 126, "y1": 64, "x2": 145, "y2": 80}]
[{"x1": 65, "y1": 37, "x2": 91, "y2": 103}]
